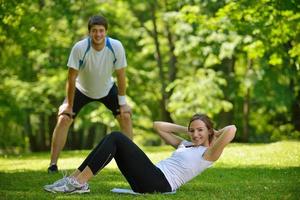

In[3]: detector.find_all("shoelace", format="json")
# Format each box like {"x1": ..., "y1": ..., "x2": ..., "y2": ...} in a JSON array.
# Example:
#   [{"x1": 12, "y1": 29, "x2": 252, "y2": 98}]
[
  {"x1": 62, "y1": 170, "x2": 87, "y2": 189},
  {"x1": 68, "y1": 176, "x2": 86, "y2": 188},
  {"x1": 53, "y1": 170, "x2": 69, "y2": 186},
  {"x1": 61, "y1": 169, "x2": 68, "y2": 178}
]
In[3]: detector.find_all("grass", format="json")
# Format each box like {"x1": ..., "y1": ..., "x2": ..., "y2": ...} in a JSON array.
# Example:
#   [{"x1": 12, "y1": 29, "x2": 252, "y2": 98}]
[{"x1": 0, "y1": 141, "x2": 299, "y2": 200}]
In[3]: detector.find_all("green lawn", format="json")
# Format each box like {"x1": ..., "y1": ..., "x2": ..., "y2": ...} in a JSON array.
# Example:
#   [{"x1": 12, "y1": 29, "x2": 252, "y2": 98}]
[{"x1": 0, "y1": 141, "x2": 299, "y2": 200}]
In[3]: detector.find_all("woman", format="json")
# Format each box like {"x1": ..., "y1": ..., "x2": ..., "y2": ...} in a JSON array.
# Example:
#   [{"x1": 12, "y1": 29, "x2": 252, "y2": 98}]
[{"x1": 44, "y1": 113, "x2": 236, "y2": 194}]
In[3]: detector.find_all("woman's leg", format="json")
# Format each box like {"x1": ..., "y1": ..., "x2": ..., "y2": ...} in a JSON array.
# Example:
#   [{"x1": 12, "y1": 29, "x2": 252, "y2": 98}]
[
  {"x1": 75, "y1": 131, "x2": 171, "y2": 193},
  {"x1": 77, "y1": 134, "x2": 110, "y2": 172},
  {"x1": 68, "y1": 134, "x2": 113, "y2": 184},
  {"x1": 95, "y1": 132, "x2": 171, "y2": 193},
  {"x1": 74, "y1": 166, "x2": 94, "y2": 184}
]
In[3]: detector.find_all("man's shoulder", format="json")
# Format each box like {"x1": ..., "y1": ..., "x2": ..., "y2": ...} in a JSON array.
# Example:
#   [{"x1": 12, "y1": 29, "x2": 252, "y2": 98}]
[
  {"x1": 107, "y1": 37, "x2": 121, "y2": 44},
  {"x1": 107, "y1": 37, "x2": 123, "y2": 49},
  {"x1": 73, "y1": 38, "x2": 90, "y2": 51}
]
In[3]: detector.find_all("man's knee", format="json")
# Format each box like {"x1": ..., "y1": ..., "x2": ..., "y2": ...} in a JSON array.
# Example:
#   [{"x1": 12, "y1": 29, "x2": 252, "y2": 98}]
[{"x1": 57, "y1": 115, "x2": 73, "y2": 127}]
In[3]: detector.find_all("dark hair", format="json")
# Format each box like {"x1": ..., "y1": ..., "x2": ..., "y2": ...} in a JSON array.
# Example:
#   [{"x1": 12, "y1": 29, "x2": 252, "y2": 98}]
[
  {"x1": 88, "y1": 15, "x2": 108, "y2": 31},
  {"x1": 188, "y1": 113, "x2": 214, "y2": 144}
]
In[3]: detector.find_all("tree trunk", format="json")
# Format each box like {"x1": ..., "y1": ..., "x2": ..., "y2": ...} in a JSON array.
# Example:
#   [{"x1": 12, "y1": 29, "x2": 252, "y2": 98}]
[
  {"x1": 242, "y1": 59, "x2": 252, "y2": 142},
  {"x1": 66, "y1": 124, "x2": 75, "y2": 150},
  {"x1": 83, "y1": 123, "x2": 107, "y2": 148},
  {"x1": 165, "y1": 15, "x2": 177, "y2": 98},
  {"x1": 291, "y1": 82, "x2": 300, "y2": 131},
  {"x1": 85, "y1": 125, "x2": 95, "y2": 149},
  {"x1": 217, "y1": 58, "x2": 235, "y2": 128},
  {"x1": 149, "y1": 2, "x2": 172, "y2": 122},
  {"x1": 24, "y1": 113, "x2": 37, "y2": 151},
  {"x1": 38, "y1": 113, "x2": 47, "y2": 151},
  {"x1": 243, "y1": 88, "x2": 250, "y2": 142},
  {"x1": 48, "y1": 113, "x2": 57, "y2": 150}
]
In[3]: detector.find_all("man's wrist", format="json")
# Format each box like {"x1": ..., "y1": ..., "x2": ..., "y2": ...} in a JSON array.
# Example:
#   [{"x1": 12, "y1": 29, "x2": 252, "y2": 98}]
[{"x1": 118, "y1": 95, "x2": 127, "y2": 105}]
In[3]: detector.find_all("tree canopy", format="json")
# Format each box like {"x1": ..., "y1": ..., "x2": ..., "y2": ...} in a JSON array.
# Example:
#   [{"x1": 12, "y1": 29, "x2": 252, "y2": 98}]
[{"x1": 0, "y1": 0, "x2": 299, "y2": 152}]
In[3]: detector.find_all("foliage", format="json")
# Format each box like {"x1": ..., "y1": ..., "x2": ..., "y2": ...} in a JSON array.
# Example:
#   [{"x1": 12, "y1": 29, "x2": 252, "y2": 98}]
[
  {"x1": 167, "y1": 68, "x2": 232, "y2": 123},
  {"x1": 0, "y1": 0, "x2": 299, "y2": 151}
]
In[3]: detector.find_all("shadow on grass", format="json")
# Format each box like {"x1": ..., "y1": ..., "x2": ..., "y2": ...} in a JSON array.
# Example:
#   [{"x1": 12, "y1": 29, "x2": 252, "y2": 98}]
[{"x1": 0, "y1": 167, "x2": 299, "y2": 200}]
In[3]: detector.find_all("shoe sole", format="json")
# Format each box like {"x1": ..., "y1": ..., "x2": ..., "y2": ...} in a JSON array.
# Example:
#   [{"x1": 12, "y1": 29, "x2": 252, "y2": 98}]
[
  {"x1": 44, "y1": 187, "x2": 90, "y2": 194},
  {"x1": 43, "y1": 187, "x2": 57, "y2": 193},
  {"x1": 69, "y1": 189, "x2": 90, "y2": 194}
]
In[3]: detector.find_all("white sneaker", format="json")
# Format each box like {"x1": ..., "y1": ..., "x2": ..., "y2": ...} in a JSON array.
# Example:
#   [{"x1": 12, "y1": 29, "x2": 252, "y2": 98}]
[
  {"x1": 44, "y1": 176, "x2": 68, "y2": 193},
  {"x1": 52, "y1": 177, "x2": 90, "y2": 194}
]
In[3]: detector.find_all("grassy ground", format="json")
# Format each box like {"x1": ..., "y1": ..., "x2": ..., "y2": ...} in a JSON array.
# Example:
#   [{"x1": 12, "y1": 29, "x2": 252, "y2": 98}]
[{"x1": 0, "y1": 141, "x2": 299, "y2": 200}]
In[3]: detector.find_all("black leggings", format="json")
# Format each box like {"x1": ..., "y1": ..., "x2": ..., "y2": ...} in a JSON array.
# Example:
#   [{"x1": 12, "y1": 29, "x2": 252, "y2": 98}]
[{"x1": 78, "y1": 131, "x2": 172, "y2": 193}]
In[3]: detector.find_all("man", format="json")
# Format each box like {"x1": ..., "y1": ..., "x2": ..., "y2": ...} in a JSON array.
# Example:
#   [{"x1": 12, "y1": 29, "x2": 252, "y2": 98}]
[{"x1": 48, "y1": 15, "x2": 132, "y2": 173}]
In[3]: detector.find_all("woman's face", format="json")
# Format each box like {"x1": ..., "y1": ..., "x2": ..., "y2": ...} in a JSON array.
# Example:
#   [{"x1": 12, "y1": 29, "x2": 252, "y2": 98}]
[{"x1": 188, "y1": 119, "x2": 210, "y2": 146}]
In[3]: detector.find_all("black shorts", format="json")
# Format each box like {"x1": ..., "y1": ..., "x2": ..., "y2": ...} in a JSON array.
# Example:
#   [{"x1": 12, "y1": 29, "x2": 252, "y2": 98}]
[{"x1": 60, "y1": 84, "x2": 120, "y2": 118}]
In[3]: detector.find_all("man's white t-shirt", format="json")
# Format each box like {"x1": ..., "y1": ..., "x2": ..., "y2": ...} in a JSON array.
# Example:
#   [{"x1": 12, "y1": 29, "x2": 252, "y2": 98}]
[
  {"x1": 156, "y1": 141, "x2": 213, "y2": 191},
  {"x1": 67, "y1": 37, "x2": 127, "y2": 99}
]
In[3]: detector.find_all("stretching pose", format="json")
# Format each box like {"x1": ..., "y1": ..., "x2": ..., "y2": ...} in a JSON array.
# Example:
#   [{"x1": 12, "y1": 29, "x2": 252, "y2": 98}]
[
  {"x1": 44, "y1": 113, "x2": 236, "y2": 194},
  {"x1": 48, "y1": 15, "x2": 132, "y2": 173}
]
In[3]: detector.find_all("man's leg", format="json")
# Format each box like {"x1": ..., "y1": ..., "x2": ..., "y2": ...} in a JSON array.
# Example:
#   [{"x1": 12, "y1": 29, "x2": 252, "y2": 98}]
[
  {"x1": 48, "y1": 88, "x2": 93, "y2": 172},
  {"x1": 100, "y1": 83, "x2": 133, "y2": 139},
  {"x1": 116, "y1": 113, "x2": 133, "y2": 139},
  {"x1": 49, "y1": 115, "x2": 73, "y2": 167}
]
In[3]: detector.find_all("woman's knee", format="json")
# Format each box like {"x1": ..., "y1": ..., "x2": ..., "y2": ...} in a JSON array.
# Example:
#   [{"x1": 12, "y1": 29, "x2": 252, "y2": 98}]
[
  {"x1": 102, "y1": 131, "x2": 127, "y2": 146},
  {"x1": 109, "y1": 131, "x2": 125, "y2": 139}
]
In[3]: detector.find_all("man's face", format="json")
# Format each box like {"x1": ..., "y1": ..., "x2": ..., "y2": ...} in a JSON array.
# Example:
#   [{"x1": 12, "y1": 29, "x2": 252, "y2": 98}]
[{"x1": 89, "y1": 25, "x2": 106, "y2": 45}]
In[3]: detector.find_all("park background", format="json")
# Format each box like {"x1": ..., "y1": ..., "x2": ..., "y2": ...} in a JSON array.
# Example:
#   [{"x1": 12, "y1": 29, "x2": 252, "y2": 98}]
[
  {"x1": 0, "y1": 0, "x2": 299, "y2": 152},
  {"x1": 0, "y1": 0, "x2": 299, "y2": 199}
]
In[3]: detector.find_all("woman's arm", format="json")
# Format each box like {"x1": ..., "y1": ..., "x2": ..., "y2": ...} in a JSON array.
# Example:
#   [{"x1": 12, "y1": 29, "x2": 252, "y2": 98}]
[
  {"x1": 153, "y1": 121, "x2": 188, "y2": 148},
  {"x1": 203, "y1": 125, "x2": 237, "y2": 162}
]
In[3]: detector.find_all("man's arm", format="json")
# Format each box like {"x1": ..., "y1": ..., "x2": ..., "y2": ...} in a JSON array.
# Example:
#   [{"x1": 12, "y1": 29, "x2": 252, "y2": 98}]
[
  {"x1": 60, "y1": 68, "x2": 78, "y2": 116},
  {"x1": 115, "y1": 68, "x2": 126, "y2": 96},
  {"x1": 115, "y1": 67, "x2": 131, "y2": 113}
]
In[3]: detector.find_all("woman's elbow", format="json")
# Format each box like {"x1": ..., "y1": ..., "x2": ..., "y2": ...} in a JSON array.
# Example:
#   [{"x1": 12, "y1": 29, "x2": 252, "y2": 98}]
[
  {"x1": 228, "y1": 125, "x2": 237, "y2": 141},
  {"x1": 229, "y1": 125, "x2": 237, "y2": 133},
  {"x1": 153, "y1": 121, "x2": 162, "y2": 131}
]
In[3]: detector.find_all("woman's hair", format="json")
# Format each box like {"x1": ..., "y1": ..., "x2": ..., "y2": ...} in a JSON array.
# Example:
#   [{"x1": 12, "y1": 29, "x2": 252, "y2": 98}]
[
  {"x1": 188, "y1": 113, "x2": 214, "y2": 144},
  {"x1": 88, "y1": 15, "x2": 108, "y2": 31}
]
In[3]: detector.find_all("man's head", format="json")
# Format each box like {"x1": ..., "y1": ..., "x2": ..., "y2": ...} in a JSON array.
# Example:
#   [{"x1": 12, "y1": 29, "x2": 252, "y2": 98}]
[
  {"x1": 88, "y1": 16, "x2": 108, "y2": 46},
  {"x1": 88, "y1": 15, "x2": 108, "y2": 32}
]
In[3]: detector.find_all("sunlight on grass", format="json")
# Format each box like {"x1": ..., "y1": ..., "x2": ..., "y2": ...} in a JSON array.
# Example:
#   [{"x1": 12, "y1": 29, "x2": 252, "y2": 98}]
[
  {"x1": 0, "y1": 150, "x2": 173, "y2": 172},
  {"x1": 0, "y1": 141, "x2": 299, "y2": 172},
  {"x1": 216, "y1": 141, "x2": 300, "y2": 168},
  {"x1": 0, "y1": 141, "x2": 299, "y2": 200}
]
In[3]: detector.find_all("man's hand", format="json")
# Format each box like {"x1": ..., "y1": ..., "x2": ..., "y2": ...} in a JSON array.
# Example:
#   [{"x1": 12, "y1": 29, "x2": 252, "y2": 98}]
[
  {"x1": 119, "y1": 104, "x2": 132, "y2": 116},
  {"x1": 58, "y1": 103, "x2": 75, "y2": 118}
]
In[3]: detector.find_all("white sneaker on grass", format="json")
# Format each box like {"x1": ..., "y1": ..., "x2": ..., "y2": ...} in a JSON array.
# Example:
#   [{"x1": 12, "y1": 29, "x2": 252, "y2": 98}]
[
  {"x1": 44, "y1": 176, "x2": 68, "y2": 193},
  {"x1": 51, "y1": 177, "x2": 90, "y2": 194}
]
